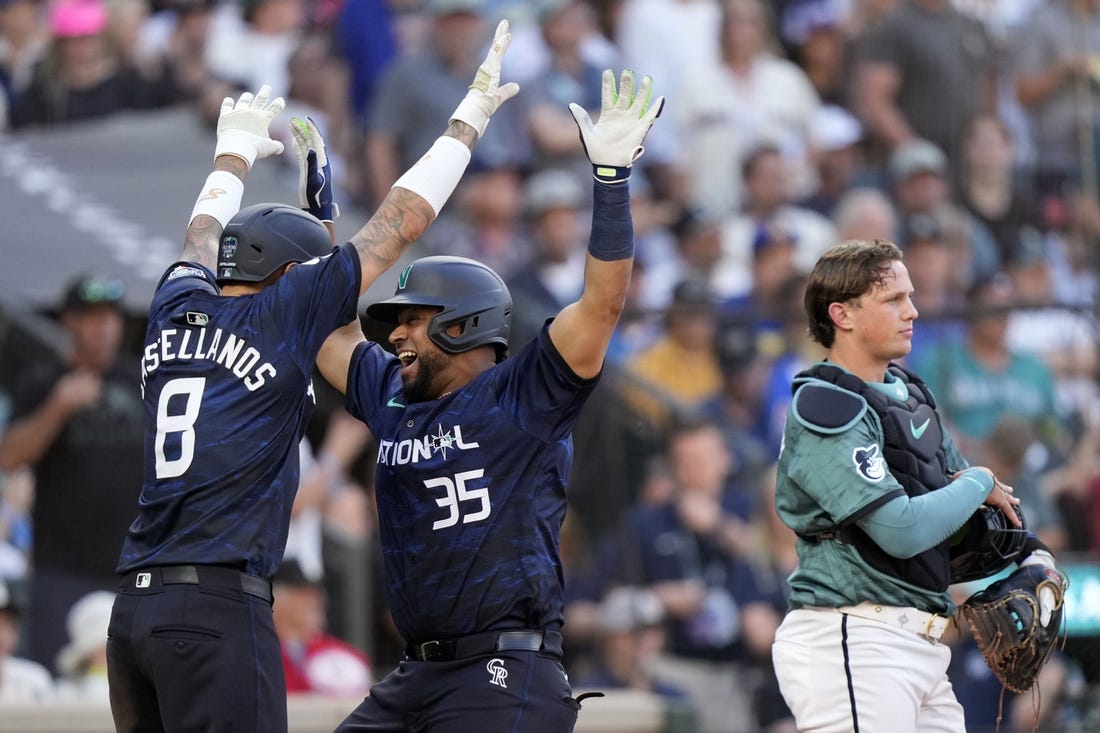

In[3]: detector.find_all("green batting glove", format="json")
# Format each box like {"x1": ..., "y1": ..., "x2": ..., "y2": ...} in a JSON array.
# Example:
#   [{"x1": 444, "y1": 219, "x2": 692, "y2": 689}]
[{"x1": 569, "y1": 69, "x2": 664, "y2": 184}]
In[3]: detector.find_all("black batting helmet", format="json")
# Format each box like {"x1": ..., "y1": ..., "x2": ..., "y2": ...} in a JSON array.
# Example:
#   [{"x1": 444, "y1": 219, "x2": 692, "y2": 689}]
[
  {"x1": 366, "y1": 256, "x2": 512, "y2": 356},
  {"x1": 949, "y1": 504, "x2": 1029, "y2": 584},
  {"x1": 216, "y1": 203, "x2": 333, "y2": 285}
]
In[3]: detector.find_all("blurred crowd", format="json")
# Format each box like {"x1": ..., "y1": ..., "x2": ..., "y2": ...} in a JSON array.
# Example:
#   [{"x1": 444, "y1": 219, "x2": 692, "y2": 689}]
[{"x1": 2, "y1": 0, "x2": 1100, "y2": 730}]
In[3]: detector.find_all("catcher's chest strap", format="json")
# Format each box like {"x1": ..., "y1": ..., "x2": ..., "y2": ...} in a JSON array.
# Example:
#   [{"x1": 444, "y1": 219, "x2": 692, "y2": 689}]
[{"x1": 837, "y1": 602, "x2": 951, "y2": 642}]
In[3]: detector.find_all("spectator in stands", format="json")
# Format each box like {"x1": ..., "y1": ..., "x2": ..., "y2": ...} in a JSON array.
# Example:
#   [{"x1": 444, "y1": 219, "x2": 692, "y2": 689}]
[
  {"x1": 0, "y1": 577, "x2": 52, "y2": 702},
  {"x1": 900, "y1": 212, "x2": 968, "y2": 366},
  {"x1": 676, "y1": 0, "x2": 822, "y2": 216},
  {"x1": 1002, "y1": 236, "x2": 1100, "y2": 431},
  {"x1": 272, "y1": 558, "x2": 372, "y2": 699},
  {"x1": 888, "y1": 138, "x2": 1001, "y2": 284},
  {"x1": 571, "y1": 585, "x2": 691, "y2": 705},
  {"x1": 1014, "y1": 0, "x2": 1100, "y2": 200},
  {"x1": 608, "y1": 415, "x2": 780, "y2": 733},
  {"x1": 517, "y1": 0, "x2": 605, "y2": 179},
  {"x1": 203, "y1": 0, "x2": 305, "y2": 101},
  {"x1": 418, "y1": 163, "x2": 529, "y2": 279},
  {"x1": 703, "y1": 319, "x2": 773, "y2": 484},
  {"x1": 137, "y1": 0, "x2": 218, "y2": 105},
  {"x1": 364, "y1": 0, "x2": 524, "y2": 206},
  {"x1": 720, "y1": 222, "x2": 800, "y2": 339},
  {"x1": 779, "y1": 0, "x2": 851, "y2": 106},
  {"x1": 0, "y1": 0, "x2": 49, "y2": 128},
  {"x1": 831, "y1": 185, "x2": 898, "y2": 241},
  {"x1": 853, "y1": 0, "x2": 995, "y2": 165},
  {"x1": 8, "y1": 0, "x2": 175, "y2": 128},
  {"x1": 614, "y1": 0, "x2": 722, "y2": 200},
  {"x1": 507, "y1": 167, "x2": 590, "y2": 351},
  {"x1": 0, "y1": 274, "x2": 143, "y2": 673},
  {"x1": 641, "y1": 207, "x2": 725, "y2": 312},
  {"x1": 798, "y1": 104, "x2": 869, "y2": 218},
  {"x1": 711, "y1": 144, "x2": 835, "y2": 302},
  {"x1": 53, "y1": 590, "x2": 115, "y2": 703},
  {"x1": 624, "y1": 279, "x2": 723, "y2": 428},
  {"x1": 912, "y1": 273, "x2": 1066, "y2": 467},
  {"x1": 984, "y1": 415, "x2": 1068, "y2": 554},
  {"x1": 955, "y1": 111, "x2": 1043, "y2": 268}
]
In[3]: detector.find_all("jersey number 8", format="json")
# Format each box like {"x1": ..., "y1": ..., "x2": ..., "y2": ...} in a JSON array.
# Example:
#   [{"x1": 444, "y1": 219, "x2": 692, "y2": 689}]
[{"x1": 154, "y1": 377, "x2": 206, "y2": 479}]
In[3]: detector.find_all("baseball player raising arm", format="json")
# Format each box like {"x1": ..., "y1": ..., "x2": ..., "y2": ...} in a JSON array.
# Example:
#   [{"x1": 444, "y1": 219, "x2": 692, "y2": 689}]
[
  {"x1": 106, "y1": 20, "x2": 519, "y2": 733},
  {"x1": 314, "y1": 63, "x2": 662, "y2": 730},
  {"x1": 769, "y1": 239, "x2": 1064, "y2": 733}
]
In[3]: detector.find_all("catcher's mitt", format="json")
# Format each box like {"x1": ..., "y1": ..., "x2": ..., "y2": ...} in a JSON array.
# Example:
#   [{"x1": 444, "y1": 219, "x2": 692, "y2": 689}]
[{"x1": 958, "y1": 563, "x2": 1066, "y2": 693}]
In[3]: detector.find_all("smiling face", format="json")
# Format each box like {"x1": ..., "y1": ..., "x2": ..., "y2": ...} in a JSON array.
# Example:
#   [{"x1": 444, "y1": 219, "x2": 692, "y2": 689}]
[{"x1": 389, "y1": 305, "x2": 454, "y2": 403}]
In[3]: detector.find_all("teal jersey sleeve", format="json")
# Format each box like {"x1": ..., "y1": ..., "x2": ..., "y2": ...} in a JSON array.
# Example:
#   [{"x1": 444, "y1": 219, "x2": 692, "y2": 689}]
[
  {"x1": 857, "y1": 468, "x2": 995, "y2": 558},
  {"x1": 778, "y1": 400, "x2": 903, "y2": 536}
]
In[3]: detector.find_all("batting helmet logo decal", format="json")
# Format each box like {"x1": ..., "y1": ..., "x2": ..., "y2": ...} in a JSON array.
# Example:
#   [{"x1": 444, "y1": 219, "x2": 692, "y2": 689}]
[
  {"x1": 219, "y1": 236, "x2": 238, "y2": 267},
  {"x1": 397, "y1": 264, "x2": 412, "y2": 290},
  {"x1": 487, "y1": 658, "x2": 508, "y2": 688},
  {"x1": 853, "y1": 444, "x2": 886, "y2": 482}
]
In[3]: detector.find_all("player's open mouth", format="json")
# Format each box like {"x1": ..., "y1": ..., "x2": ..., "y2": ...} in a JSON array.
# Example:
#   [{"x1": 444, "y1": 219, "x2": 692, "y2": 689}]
[{"x1": 398, "y1": 350, "x2": 417, "y2": 368}]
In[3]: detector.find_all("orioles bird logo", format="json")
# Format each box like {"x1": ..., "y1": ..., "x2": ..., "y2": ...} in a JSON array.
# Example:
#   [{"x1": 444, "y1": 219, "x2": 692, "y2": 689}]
[{"x1": 853, "y1": 444, "x2": 886, "y2": 482}]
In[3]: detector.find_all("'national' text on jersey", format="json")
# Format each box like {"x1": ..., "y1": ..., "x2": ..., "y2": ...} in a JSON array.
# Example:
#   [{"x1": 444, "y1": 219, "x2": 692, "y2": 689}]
[
  {"x1": 141, "y1": 326, "x2": 276, "y2": 394},
  {"x1": 376, "y1": 424, "x2": 480, "y2": 466}
]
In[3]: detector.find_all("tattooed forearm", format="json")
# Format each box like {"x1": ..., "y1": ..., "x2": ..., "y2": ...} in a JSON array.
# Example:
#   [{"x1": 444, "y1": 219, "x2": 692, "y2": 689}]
[
  {"x1": 350, "y1": 188, "x2": 435, "y2": 277},
  {"x1": 179, "y1": 156, "x2": 249, "y2": 268},
  {"x1": 181, "y1": 217, "x2": 222, "y2": 269},
  {"x1": 445, "y1": 121, "x2": 479, "y2": 149}
]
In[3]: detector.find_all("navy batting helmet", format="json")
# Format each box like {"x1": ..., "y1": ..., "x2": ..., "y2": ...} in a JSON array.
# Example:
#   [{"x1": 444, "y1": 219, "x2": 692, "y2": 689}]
[
  {"x1": 366, "y1": 256, "x2": 512, "y2": 356},
  {"x1": 217, "y1": 203, "x2": 333, "y2": 285},
  {"x1": 949, "y1": 504, "x2": 1029, "y2": 584}
]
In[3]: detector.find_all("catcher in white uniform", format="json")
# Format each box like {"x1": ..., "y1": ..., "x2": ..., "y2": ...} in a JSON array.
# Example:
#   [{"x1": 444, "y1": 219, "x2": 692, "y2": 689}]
[{"x1": 771, "y1": 239, "x2": 1064, "y2": 732}]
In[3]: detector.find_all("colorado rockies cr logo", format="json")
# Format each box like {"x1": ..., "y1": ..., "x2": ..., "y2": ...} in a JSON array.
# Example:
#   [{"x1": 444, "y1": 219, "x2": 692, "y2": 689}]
[{"x1": 486, "y1": 658, "x2": 508, "y2": 688}]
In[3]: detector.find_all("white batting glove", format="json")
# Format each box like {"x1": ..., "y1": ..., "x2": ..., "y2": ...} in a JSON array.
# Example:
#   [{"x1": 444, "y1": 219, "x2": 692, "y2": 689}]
[
  {"x1": 291, "y1": 116, "x2": 339, "y2": 222},
  {"x1": 569, "y1": 69, "x2": 664, "y2": 184},
  {"x1": 215, "y1": 85, "x2": 286, "y2": 169},
  {"x1": 1020, "y1": 549, "x2": 1066, "y2": 627},
  {"x1": 449, "y1": 19, "x2": 520, "y2": 138}
]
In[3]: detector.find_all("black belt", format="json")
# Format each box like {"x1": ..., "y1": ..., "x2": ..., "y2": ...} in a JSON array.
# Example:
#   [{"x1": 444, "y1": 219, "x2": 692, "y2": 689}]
[
  {"x1": 123, "y1": 565, "x2": 273, "y2": 603},
  {"x1": 406, "y1": 630, "x2": 561, "y2": 662}
]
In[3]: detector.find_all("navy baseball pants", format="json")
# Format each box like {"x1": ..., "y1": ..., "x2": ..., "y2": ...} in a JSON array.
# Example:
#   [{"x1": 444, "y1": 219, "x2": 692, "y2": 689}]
[
  {"x1": 335, "y1": 631, "x2": 580, "y2": 732},
  {"x1": 106, "y1": 565, "x2": 284, "y2": 733}
]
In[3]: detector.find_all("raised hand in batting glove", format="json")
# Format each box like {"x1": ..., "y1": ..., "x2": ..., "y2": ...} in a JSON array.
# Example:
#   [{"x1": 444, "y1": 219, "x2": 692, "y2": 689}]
[
  {"x1": 449, "y1": 19, "x2": 520, "y2": 138},
  {"x1": 291, "y1": 116, "x2": 339, "y2": 223},
  {"x1": 569, "y1": 69, "x2": 664, "y2": 184},
  {"x1": 215, "y1": 84, "x2": 286, "y2": 169}
]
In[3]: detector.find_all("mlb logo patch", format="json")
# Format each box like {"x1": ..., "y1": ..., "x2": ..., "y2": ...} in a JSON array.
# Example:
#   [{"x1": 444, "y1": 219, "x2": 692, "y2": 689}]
[{"x1": 135, "y1": 572, "x2": 152, "y2": 589}]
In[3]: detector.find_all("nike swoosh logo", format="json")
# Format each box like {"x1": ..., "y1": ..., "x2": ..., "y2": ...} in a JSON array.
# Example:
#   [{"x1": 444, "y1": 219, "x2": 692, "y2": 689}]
[
  {"x1": 386, "y1": 397, "x2": 405, "y2": 408},
  {"x1": 910, "y1": 417, "x2": 931, "y2": 439}
]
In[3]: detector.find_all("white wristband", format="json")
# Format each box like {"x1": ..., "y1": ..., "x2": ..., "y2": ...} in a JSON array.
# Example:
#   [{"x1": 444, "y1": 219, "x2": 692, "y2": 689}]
[
  {"x1": 188, "y1": 171, "x2": 245, "y2": 229},
  {"x1": 391, "y1": 136, "x2": 472, "y2": 216}
]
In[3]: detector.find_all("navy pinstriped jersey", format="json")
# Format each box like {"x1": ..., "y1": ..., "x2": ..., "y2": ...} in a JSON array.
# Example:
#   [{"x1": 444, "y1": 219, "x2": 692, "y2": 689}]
[
  {"x1": 116, "y1": 245, "x2": 361, "y2": 578},
  {"x1": 345, "y1": 326, "x2": 597, "y2": 643}
]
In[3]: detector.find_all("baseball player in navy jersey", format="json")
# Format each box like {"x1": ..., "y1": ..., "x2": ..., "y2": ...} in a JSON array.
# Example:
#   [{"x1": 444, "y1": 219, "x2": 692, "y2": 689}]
[
  {"x1": 769, "y1": 239, "x2": 1063, "y2": 732},
  {"x1": 106, "y1": 20, "x2": 523, "y2": 733},
  {"x1": 313, "y1": 66, "x2": 663, "y2": 731}
]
